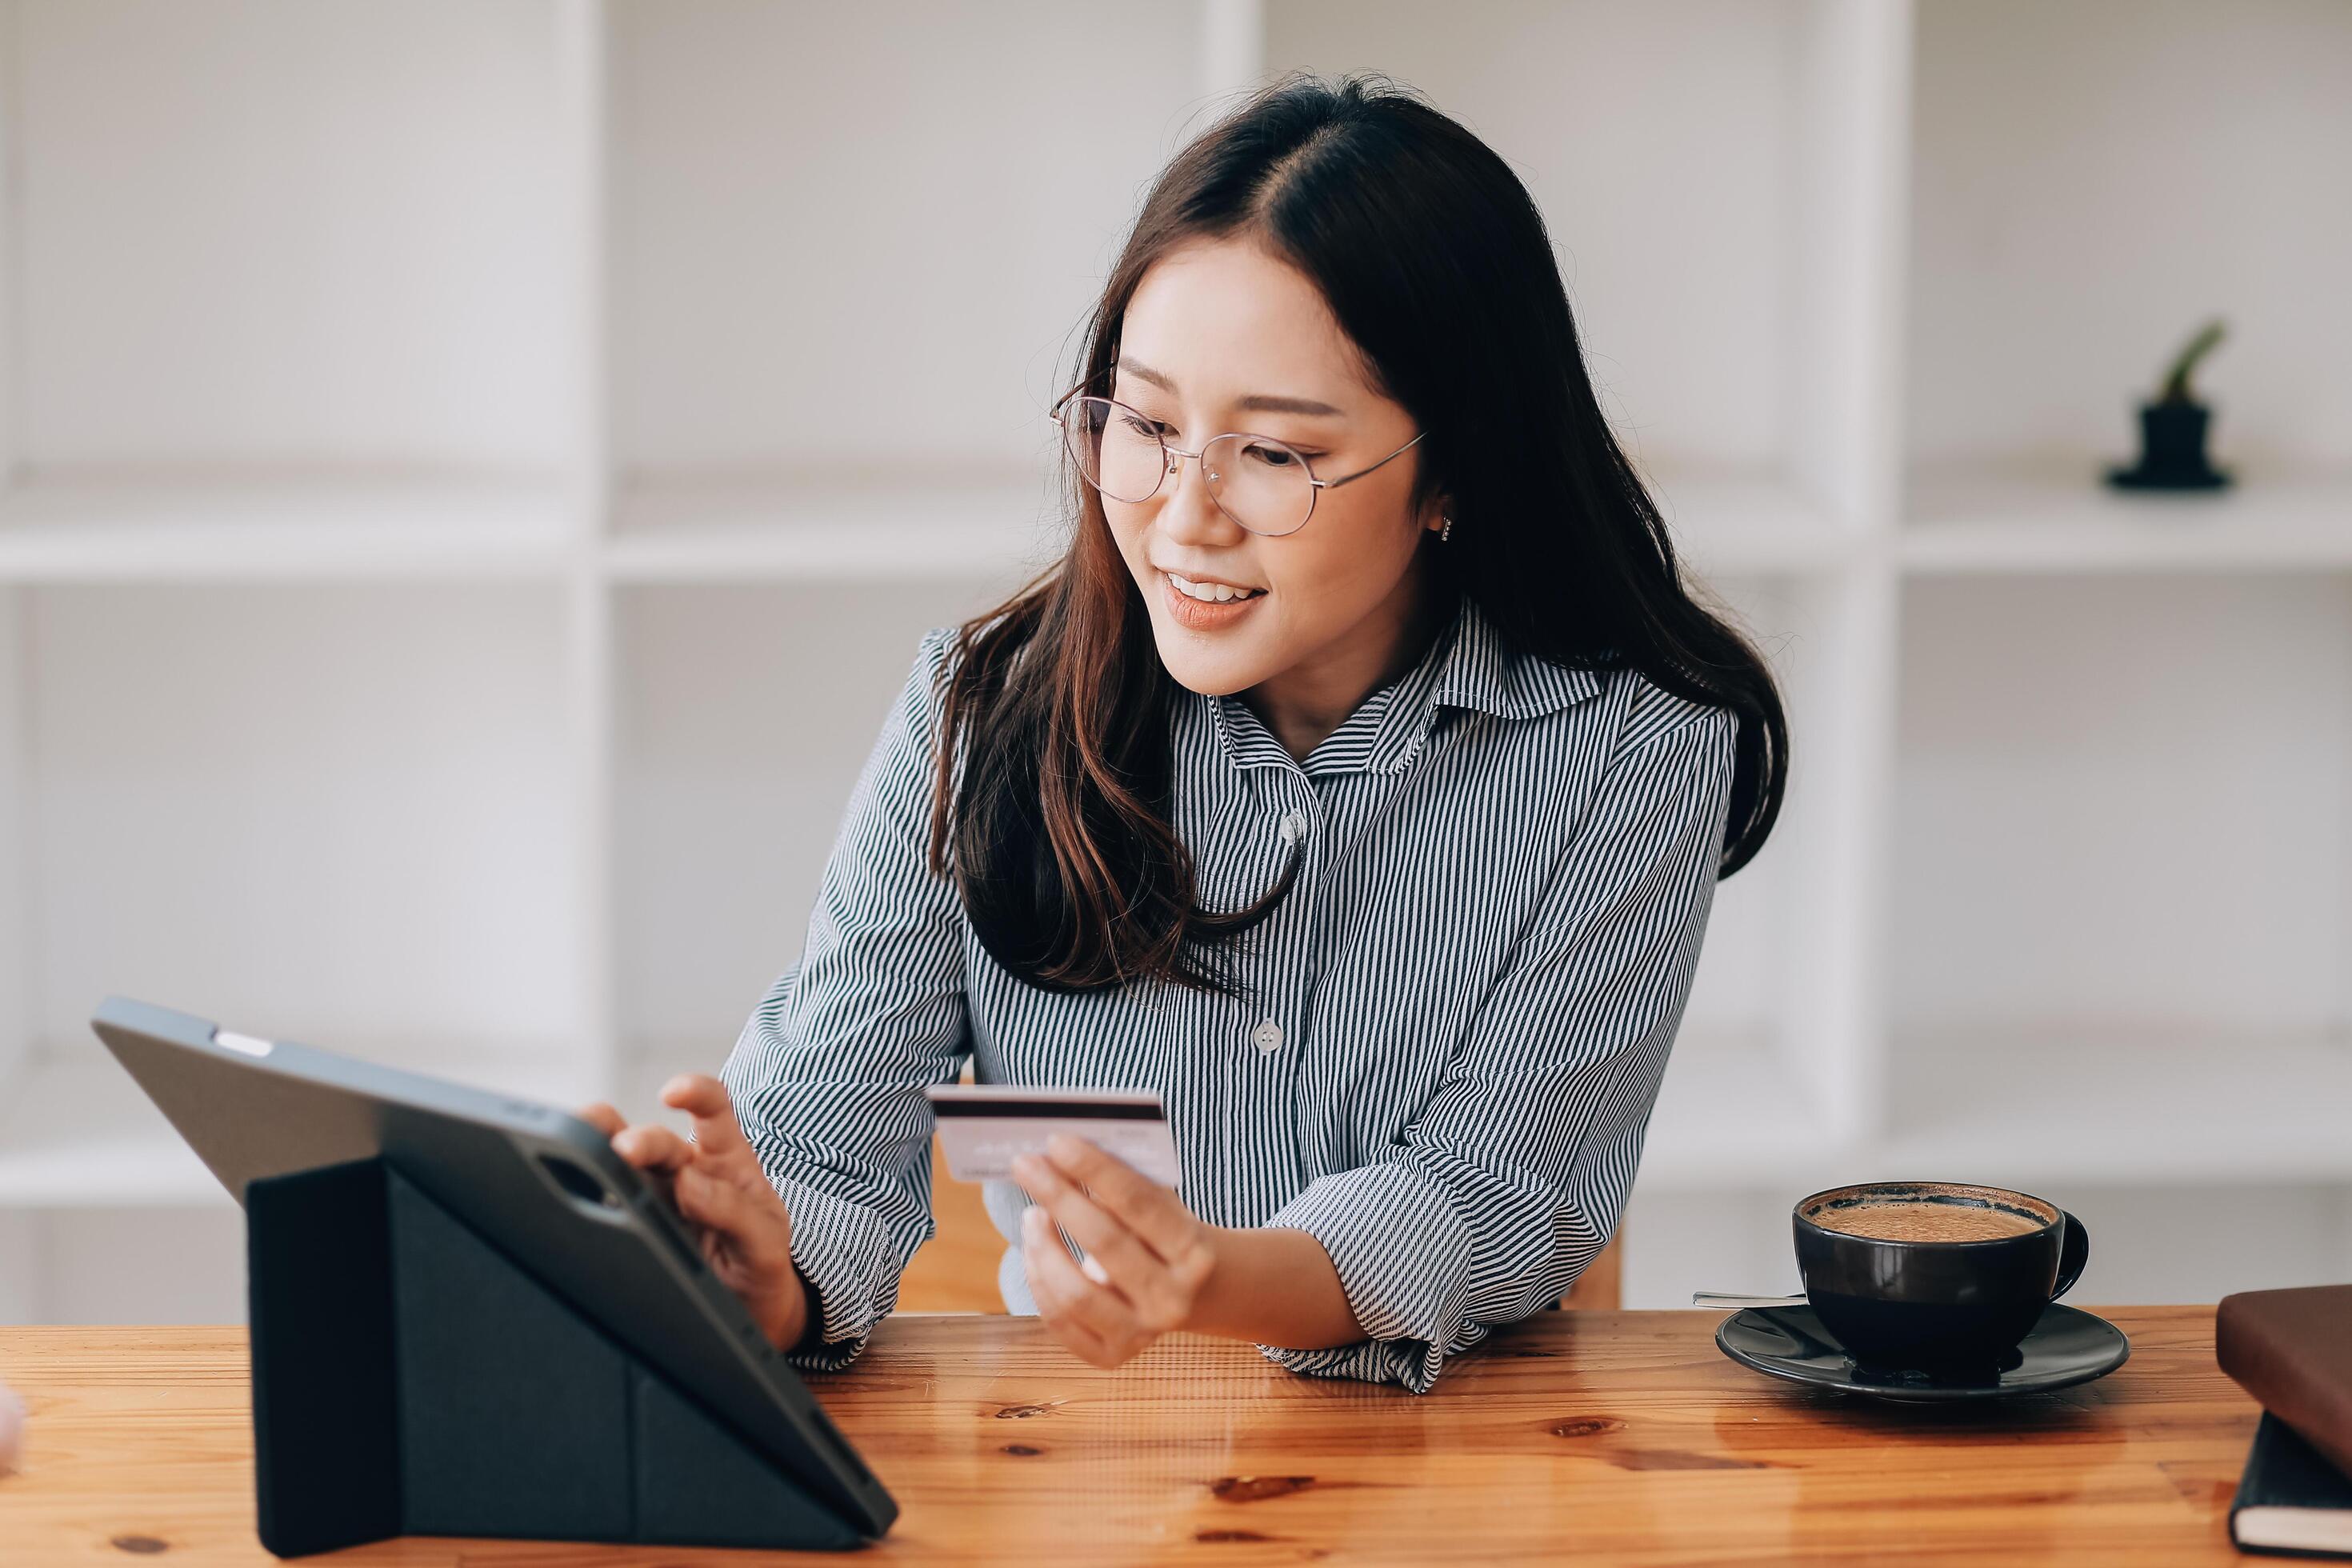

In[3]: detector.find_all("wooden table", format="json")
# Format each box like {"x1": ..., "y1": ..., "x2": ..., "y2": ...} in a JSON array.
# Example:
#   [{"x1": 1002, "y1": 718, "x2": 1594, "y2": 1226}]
[{"x1": 0, "y1": 1307, "x2": 2255, "y2": 1565}]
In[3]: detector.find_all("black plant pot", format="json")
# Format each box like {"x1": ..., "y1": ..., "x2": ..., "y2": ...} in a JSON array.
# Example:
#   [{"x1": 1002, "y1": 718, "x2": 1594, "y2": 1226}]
[{"x1": 2106, "y1": 400, "x2": 2230, "y2": 490}]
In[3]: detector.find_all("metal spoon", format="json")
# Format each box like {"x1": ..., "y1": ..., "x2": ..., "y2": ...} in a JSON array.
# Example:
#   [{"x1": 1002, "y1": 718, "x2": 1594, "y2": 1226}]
[{"x1": 1691, "y1": 1291, "x2": 1807, "y2": 1309}]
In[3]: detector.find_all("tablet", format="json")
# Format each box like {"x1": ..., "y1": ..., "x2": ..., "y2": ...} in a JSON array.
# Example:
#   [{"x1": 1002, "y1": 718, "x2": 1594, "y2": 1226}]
[{"x1": 90, "y1": 996, "x2": 896, "y2": 1540}]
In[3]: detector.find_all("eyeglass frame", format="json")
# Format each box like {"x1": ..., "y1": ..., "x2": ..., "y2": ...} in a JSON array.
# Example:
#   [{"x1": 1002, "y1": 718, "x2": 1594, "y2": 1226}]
[{"x1": 1047, "y1": 382, "x2": 1429, "y2": 537}]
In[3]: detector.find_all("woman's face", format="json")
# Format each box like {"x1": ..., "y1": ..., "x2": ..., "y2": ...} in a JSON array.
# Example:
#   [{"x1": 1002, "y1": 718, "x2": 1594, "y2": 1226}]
[{"x1": 1098, "y1": 236, "x2": 1445, "y2": 699}]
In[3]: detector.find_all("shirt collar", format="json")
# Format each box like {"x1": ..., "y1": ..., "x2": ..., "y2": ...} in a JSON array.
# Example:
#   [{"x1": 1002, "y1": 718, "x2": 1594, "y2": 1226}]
[
  {"x1": 1204, "y1": 593, "x2": 1602, "y2": 778},
  {"x1": 1432, "y1": 593, "x2": 1605, "y2": 722}
]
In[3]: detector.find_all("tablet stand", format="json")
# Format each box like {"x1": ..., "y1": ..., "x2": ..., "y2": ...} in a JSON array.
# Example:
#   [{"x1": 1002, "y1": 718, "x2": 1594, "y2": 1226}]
[{"x1": 243, "y1": 1157, "x2": 862, "y2": 1558}]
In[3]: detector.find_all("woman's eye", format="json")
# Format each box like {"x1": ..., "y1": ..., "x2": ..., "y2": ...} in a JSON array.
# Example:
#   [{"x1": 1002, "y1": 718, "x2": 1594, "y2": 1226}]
[
  {"x1": 1119, "y1": 414, "x2": 1170, "y2": 438},
  {"x1": 1242, "y1": 441, "x2": 1310, "y2": 467}
]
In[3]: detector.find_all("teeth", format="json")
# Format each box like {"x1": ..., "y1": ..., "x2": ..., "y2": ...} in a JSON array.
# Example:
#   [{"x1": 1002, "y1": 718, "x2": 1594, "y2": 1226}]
[{"x1": 1170, "y1": 572, "x2": 1260, "y2": 603}]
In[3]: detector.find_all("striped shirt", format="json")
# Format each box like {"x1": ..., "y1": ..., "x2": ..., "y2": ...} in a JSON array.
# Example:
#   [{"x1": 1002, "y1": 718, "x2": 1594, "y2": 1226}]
[{"x1": 722, "y1": 589, "x2": 1737, "y2": 1394}]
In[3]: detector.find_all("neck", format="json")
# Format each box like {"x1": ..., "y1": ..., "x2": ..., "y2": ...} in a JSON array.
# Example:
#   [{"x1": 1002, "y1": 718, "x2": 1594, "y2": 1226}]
[{"x1": 1242, "y1": 572, "x2": 1450, "y2": 762}]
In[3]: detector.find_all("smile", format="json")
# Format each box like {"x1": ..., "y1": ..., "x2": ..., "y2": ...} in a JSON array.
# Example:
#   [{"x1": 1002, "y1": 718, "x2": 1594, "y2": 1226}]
[
  {"x1": 1165, "y1": 572, "x2": 1263, "y2": 602},
  {"x1": 1159, "y1": 571, "x2": 1266, "y2": 630}
]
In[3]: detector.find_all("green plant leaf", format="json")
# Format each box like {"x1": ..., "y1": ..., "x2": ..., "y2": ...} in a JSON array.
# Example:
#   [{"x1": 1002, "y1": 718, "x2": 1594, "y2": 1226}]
[{"x1": 2158, "y1": 318, "x2": 2226, "y2": 404}]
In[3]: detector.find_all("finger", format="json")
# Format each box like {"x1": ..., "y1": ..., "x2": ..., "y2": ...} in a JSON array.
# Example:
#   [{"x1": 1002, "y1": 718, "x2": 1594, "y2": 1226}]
[
  {"x1": 1013, "y1": 1154, "x2": 1188, "y2": 1328},
  {"x1": 1022, "y1": 1207, "x2": 1142, "y2": 1350},
  {"x1": 1022, "y1": 1216, "x2": 1126, "y2": 1367},
  {"x1": 674, "y1": 1165, "x2": 791, "y2": 1271},
  {"x1": 660, "y1": 1074, "x2": 756, "y2": 1161},
  {"x1": 577, "y1": 1102, "x2": 626, "y2": 1138},
  {"x1": 1043, "y1": 1134, "x2": 1201, "y2": 1266},
  {"x1": 1032, "y1": 1284, "x2": 1120, "y2": 1366},
  {"x1": 612, "y1": 1122, "x2": 697, "y2": 1174}
]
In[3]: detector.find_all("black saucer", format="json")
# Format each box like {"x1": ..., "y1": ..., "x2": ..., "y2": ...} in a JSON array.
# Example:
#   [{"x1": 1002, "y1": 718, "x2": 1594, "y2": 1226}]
[{"x1": 1715, "y1": 1301, "x2": 2130, "y2": 1403}]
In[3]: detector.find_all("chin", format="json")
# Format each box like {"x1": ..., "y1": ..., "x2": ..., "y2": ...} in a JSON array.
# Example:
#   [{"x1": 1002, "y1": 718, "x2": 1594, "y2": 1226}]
[{"x1": 1146, "y1": 621, "x2": 1266, "y2": 698}]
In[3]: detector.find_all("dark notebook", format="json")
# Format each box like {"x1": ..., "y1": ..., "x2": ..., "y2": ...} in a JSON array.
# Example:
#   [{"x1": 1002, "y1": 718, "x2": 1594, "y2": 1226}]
[{"x1": 2234, "y1": 1413, "x2": 2352, "y2": 1558}]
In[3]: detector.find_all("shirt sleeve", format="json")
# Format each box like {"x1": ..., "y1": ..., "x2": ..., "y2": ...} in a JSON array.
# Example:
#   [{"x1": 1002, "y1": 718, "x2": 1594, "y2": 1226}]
[
  {"x1": 719, "y1": 626, "x2": 971, "y2": 1374},
  {"x1": 1258, "y1": 697, "x2": 1738, "y2": 1393}
]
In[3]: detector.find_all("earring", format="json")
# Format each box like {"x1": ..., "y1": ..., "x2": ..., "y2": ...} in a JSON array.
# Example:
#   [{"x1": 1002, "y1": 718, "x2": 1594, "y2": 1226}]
[{"x1": 1440, "y1": 514, "x2": 1454, "y2": 543}]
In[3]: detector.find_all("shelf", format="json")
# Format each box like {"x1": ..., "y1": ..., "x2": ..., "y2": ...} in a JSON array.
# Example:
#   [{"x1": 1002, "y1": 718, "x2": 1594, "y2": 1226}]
[
  {"x1": 1906, "y1": 0, "x2": 2352, "y2": 483},
  {"x1": 1902, "y1": 469, "x2": 2352, "y2": 574},
  {"x1": 0, "y1": 0, "x2": 2344, "y2": 1339},
  {"x1": 0, "y1": 470, "x2": 1893, "y2": 583},
  {"x1": 605, "y1": 475, "x2": 1066, "y2": 582},
  {"x1": 0, "y1": 1042, "x2": 608, "y2": 1208},
  {"x1": 1884, "y1": 1029, "x2": 2352, "y2": 1186},
  {"x1": 0, "y1": 474, "x2": 579, "y2": 581}
]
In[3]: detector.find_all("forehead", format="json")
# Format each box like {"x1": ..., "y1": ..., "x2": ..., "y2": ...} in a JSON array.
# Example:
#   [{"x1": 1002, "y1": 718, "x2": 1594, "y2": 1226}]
[{"x1": 1118, "y1": 237, "x2": 1373, "y2": 405}]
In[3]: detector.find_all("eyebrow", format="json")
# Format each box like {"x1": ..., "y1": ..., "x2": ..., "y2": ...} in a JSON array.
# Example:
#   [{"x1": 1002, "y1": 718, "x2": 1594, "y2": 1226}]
[{"x1": 1117, "y1": 358, "x2": 1346, "y2": 418}]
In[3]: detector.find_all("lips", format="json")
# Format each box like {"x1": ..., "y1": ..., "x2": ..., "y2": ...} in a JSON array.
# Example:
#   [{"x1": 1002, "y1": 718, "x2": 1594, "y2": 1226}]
[{"x1": 1160, "y1": 570, "x2": 1264, "y2": 630}]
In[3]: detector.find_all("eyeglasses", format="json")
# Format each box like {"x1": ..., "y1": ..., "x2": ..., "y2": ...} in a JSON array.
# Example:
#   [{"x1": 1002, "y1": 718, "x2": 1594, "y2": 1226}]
[{"x1": 1048, "y1": 386, "x2": 1426, "y2": 537}]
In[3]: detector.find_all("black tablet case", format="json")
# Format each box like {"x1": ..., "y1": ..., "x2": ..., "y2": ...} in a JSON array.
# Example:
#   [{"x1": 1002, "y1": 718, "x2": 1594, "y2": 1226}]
[{"x1": 246, "y1": 1157, "x2": 863, "y2": 1557}]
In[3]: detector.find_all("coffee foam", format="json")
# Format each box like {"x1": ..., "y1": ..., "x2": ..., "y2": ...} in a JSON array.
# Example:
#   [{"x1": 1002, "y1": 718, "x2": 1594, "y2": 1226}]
[{"x1": 1801, "y1": 1181, "x2": 2056, "y2": 1244}]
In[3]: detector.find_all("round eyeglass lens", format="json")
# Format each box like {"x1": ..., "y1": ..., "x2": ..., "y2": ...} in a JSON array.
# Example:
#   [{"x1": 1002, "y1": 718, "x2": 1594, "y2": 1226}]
[
  {"x1": 1060, "y1": 396, "x2": 1166, "y2": 504},
  {"x1": 1200, "y1": 430, "x2": 1315, "y2": 535}
]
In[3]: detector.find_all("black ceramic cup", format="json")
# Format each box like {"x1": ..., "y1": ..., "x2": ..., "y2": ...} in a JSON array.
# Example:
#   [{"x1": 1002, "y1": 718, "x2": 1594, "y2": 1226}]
[{"x1": 1792, "y1": 1181, "x2": 2090, "y2": 1371}]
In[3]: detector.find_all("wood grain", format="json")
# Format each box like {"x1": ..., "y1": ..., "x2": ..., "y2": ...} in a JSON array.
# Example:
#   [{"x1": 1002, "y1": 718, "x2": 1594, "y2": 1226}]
[{"x1": 0, "y1": 1306, "x2": 2252, "y2": 1565}]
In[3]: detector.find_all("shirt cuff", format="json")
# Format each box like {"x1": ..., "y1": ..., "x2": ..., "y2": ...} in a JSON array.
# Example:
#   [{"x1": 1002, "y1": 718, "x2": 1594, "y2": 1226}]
[
  {"x1": 770, "y1": 1170, "x2": 898, "y2": 1374},
  {"x1": 1258, "y1": 1161, "x2": 1474, "y2": 1394}
]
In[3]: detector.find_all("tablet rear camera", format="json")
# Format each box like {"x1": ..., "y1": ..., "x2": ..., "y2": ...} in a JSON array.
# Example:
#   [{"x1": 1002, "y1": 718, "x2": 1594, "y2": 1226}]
[{"x1": 538, "y1": 1153, "x2": 621, "y2": 1210}]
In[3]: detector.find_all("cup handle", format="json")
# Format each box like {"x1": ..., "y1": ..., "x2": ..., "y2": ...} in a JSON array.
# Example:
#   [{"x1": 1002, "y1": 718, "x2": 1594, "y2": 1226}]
[{"x1": 2052, "y1": 1210, "x2": 2090, "y2": 1298}]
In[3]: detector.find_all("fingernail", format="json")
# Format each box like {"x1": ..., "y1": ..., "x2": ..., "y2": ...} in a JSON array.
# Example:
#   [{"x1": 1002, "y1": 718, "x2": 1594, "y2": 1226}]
[
  {"x1": 1046, "y1": 1133, "x2": 1078, "y2": 1161},
  {"x1": 1081, "y1": 1254, "x2": 1110, "y2": 1286}
]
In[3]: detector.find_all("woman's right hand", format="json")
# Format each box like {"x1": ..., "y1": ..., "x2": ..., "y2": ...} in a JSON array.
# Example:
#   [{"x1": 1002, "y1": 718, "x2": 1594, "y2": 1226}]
[{"x1": 579, "y1": 1074, "x2": 812, "y2": 1353}]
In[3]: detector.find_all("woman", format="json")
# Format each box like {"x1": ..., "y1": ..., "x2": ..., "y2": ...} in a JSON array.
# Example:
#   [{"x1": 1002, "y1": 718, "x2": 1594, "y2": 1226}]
[{"x1": 585, "y1": 71, "x2": 1785, "y2": 1394}]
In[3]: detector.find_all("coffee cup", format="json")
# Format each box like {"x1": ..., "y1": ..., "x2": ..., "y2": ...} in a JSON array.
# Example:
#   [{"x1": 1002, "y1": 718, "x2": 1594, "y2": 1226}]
[{"x1": 1791, "y1": 1180, "x2": 2090, "y2": 1370}]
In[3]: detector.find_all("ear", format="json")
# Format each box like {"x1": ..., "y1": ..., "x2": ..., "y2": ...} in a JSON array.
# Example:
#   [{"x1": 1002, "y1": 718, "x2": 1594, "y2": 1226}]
[{"x1": 1422, "y1": 494, "x2": 1454, "y2": 535}]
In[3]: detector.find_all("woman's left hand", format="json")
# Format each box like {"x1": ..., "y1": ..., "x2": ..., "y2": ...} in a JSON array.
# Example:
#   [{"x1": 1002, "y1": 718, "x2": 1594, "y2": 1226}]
[{"x1": 1010, "y1": 1134, "x2": 1219, "y2": 1369}]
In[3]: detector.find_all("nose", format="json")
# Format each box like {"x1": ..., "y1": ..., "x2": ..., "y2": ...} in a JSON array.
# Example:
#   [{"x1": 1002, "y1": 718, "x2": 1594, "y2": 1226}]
[{"x1": 1154, "y1": 443, "x2": 1246, "y2": 546}]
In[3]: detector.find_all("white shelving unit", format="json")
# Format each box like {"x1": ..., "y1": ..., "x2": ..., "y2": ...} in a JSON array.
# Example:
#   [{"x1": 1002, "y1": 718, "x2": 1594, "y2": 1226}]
[{"x1": 2, "y1": 0, "x2": 2346, "y2": 1322}]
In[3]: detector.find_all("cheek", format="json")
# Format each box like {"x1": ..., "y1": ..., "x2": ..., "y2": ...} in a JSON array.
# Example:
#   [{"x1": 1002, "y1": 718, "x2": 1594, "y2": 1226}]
[
  {"x1": 1262, "y1": 520, "x2": 1407, "y2": 617},
  {"x1": 1105, "y1": 506, "x2": 1154, "y2": 572}
]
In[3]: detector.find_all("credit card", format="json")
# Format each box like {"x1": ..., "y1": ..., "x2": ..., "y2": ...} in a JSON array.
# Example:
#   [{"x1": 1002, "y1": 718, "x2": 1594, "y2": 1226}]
[{"x1": 924, "y1": 1083, "x2": 1180, "y2": 1187}]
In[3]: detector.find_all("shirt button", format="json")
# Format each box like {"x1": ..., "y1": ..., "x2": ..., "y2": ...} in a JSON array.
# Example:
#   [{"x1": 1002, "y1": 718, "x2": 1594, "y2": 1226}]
[
  {"x1": 1252, "y1": 1017, "x2": 1284, "y2": 1054},
  {"x1": 1278, "y1": 809, "x2": 1308, "y2": 846}
]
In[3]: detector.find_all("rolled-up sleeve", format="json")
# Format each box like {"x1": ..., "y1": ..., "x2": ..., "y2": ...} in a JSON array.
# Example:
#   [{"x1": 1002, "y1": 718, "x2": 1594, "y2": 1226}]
[
  {"x1": 720, "y1": 626, "x2": 970, "y2": 1374},
  {"x1": 1260, "y1": 701, "x2": 1738, "y2": 1393}
]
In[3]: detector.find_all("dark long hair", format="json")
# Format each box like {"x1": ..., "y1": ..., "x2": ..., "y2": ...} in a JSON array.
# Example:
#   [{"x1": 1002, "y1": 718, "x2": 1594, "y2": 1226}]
[{"x1": 926, "y1": 71, "x2": 1786, "y2": 997}]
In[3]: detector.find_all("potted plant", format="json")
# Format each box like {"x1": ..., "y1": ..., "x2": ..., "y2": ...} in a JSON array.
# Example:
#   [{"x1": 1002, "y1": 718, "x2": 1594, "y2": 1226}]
[{"x1": 2106, "y1": 318, "x2": 2230, "y2": 490}]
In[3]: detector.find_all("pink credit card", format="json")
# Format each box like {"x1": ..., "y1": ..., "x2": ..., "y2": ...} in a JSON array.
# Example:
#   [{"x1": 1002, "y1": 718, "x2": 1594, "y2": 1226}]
[{"x1": 923, "y1": 1083, "x2": 1180, "y2": 1188}]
